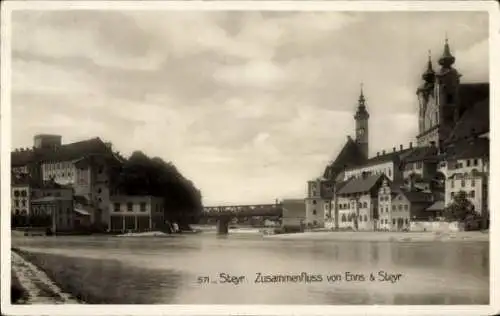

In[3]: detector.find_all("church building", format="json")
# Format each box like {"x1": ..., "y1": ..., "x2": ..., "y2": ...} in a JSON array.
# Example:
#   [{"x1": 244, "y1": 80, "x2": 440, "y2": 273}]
[{"x1": 306, "y1": 38, "x2": 489, "y2": 231}]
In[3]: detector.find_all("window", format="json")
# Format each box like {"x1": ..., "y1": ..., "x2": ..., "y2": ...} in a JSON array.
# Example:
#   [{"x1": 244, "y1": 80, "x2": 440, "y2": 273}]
[
  {"x1": 364, "y1": 215, "x2": 368, "y2": 222},
  {"x1": 362, "y1": 202, "x2": 367, "y2": 208},
  {"x1": 451, "y1": 192, "x2": 455, "y2": 199},
  {"x1": 385, "y1": 207, "x2": 388, "y2": 213},
  {"x1": 97, "y1": 188, "x2": 102, "y2": 194},
  {"x1": 466, "y1": 160, "x2": 471, "y2": 167},
  {"x1": 379, "y1": 207, "x2": 383, "y2": 213},
  {"x1": 405, "y1": 218, "x2": 409, "y2": 225},
  {"x1": 21, "y1": 200, "x2": 26, "y2": 207},
  {"x1": 398, "y1": 205, "x2": 402, "y2": 210},
  {"x1": 388, "y1": 169, "x2": 392, "y2": 177},
  {"x1": 404, "y1": 205, "x2": 409, "y2": 211},
  {"x1": 98, "y1": 166, "x2": 104, "y2": 174},
  {"x1": 392, "y1": 205, "x2": 396, "y2": 211},
  {"x1": 473, "y1": 159, "x2": 478, "y2": 166},
  {"x1": 312, "y1": 200, "x2": 317, "y2": 205},
  {"x1": 461, "y1": 180, "x2": 465, "y2": 187},
  {"x1": 392, "y1": 219, "x2": 396, "y2": 225},
  {"x1": 451, "y1": 181, "x2": 455, "y2": 188},
  {"x1": 127, "y1": 202, "x2": 133, "y2": 212},
  {"x1": 341, "y1": 214, "x2": 346, "y2": 222},
  {"x1": 140, "y1": 202, "x2": 146, "y2": 212},
  {"x1": 471, "y1": 179, "x2": 476, "y2": 186},
  {"x1": 14, "y1": 190, "x2": 19, "y2": 197},
  {"x1": 359, "y1": 215, "x2": 363, "y2": 222},
  {"x1": 21, "y1": 190, "x2": 27, "y2": 197},
  {"x1": 385, "y1": 219, "x2": 388, "y2": 224},
  {"x1": 470, "y1": 191, "x2": 475, "y2": 198},
  {"x1": 312, "y1": 209, "x2": 317, "y2": 215},
  {"x1": 15, "y1": 200, "x2": 19, "y2": 207}
]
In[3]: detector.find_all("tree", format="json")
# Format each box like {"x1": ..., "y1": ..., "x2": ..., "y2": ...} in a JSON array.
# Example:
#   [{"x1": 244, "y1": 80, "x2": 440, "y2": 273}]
[
  {"x1": 443, "y1": 190, "x2": 479, "y2": 222},
  {"x1": 115, "y1": 151, "x2": 203, "y2": 228}
]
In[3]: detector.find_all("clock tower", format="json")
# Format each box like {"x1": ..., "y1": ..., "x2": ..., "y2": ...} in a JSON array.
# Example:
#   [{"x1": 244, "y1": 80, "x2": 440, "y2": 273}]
[{"x1": 354, "y1": 84, "x2": 369, "y2": 159}]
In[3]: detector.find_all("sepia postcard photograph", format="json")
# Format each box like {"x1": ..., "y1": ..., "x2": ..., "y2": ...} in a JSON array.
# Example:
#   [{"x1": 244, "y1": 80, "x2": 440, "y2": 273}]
[{"x1": 1, "y1": 1, "x2": 499, "y2": 315}]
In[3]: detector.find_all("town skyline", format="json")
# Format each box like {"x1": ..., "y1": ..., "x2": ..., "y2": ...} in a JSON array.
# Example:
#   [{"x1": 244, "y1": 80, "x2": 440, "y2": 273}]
[{"x1": 11, "y1": 11, "x2": 488, "y2": 205}]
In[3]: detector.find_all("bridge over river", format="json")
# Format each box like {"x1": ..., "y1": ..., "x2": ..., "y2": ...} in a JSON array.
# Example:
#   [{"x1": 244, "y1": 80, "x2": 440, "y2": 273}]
[{"x1": 201, "y1": 203, "x2": 283, "y2": 234}]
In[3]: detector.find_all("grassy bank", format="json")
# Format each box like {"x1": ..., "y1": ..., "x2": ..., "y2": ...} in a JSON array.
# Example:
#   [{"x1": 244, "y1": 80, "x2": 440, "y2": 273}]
[{"x1": 13, "y1": 249, "x2": 183, "y2": 304}]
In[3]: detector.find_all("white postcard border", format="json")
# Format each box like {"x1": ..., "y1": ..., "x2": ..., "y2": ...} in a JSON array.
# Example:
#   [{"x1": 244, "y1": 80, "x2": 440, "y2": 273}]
[{"x1": 1, "y1": 1, "x2": 499, "y2": 315}]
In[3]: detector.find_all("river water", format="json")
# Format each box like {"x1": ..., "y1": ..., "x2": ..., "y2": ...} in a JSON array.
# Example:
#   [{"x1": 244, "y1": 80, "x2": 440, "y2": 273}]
[{"x1": 12, "y1": 232, "x2": 489, "y2": 305}]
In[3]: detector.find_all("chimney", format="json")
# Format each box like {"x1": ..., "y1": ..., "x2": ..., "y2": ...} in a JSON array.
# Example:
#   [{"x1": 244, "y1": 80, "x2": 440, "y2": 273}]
[
  {"x1": 400, "y1": 144, "x2": 403, "y2": 151},
  {"x1": 409, "y1": 142, "x2": 413, "y2": 148},
  {"x1": 393, "y1": 147, "x2": 396, "y2": 152},
  {"x1": 382, "y1": 150, "x2": 386, "y2": 155}
]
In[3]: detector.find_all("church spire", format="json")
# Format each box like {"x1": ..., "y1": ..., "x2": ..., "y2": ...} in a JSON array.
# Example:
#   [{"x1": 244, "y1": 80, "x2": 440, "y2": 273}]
[
  {"x1": 422, "y1": 50, "x2": 435, "y2": 82},
  {"x1": 438, "y1": 35, "x2": 455, "y2": 68},
  {"x1": 354, "y1": 82, "x2": 369, "y2": 120},
  {"x1": 358, "y1": 83, "x2": 366, "y2": 108}
]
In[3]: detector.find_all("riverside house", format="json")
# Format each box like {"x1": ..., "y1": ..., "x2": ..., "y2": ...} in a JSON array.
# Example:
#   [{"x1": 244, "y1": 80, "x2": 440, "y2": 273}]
[{"x1": 108, "y1": 195, "x2": 165, "y2": 232}]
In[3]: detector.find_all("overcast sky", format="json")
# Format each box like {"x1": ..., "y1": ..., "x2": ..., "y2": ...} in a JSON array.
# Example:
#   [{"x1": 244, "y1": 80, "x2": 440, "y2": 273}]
[{"x1": 11, "y1": 10, "x2": 488, "y2": 206}]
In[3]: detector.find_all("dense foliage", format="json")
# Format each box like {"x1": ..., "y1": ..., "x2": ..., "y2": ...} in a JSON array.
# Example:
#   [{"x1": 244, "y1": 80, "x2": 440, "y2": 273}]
[
  {"x1": 443, "y1": 190, "x2": 479, "y2": 222},
  {"x1": 115, "y1": 151, "x2": 203, "y2": 227}
]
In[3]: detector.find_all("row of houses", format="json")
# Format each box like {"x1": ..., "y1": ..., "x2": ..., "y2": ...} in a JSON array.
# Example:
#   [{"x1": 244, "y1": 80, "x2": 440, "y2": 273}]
[
  {"x1": 294, "y1": 38, "x2": 489, "y2": 232},
  {"x1": 11, "y1": 134, "x2": 166, "y2": 233}
]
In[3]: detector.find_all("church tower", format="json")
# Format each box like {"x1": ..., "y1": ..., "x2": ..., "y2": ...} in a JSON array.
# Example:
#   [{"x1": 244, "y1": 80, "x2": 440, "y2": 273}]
[
  {"x1": 416, "y1": 37, "x2": 461, "y2": 148},
  {"x1": 354, "y1": 84, "x2": 369, "y2": 159}
]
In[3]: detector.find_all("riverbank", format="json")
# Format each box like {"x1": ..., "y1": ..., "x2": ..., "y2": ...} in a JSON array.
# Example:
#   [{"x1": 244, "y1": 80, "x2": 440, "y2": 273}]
[
  {"x1": 10, "y1": 248, "x2": 183, "y2": 304},
  {"x1": 11, "y1": 248, "x2": 81, "y2": 304},
  {"x1": 265, "y1": 231, "x2": 489, "y2": 242}
]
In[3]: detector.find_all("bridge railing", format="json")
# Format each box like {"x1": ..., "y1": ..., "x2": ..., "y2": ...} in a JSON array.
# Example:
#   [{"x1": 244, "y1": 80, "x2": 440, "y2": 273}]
[{"x1": 202, "y1": 204, "x2": 281, "y2": 213}]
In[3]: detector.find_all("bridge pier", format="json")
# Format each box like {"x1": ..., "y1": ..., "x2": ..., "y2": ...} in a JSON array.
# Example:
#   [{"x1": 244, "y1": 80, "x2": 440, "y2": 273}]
[{"x1": 216, "y1": 217, "x2": 230, "y2": 235}]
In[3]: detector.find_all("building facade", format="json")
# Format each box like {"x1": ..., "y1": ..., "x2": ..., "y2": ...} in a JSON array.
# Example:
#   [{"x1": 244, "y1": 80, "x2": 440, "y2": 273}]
[
  {"x1": 30, "y1": 196, "x2": 74, "y2": 232},
  {"x1": 11, "y1": 135, "x2": 123, "y2": 228},
  {"x1": 108, "y1": 195, "x2": 165, "y2": 232}
]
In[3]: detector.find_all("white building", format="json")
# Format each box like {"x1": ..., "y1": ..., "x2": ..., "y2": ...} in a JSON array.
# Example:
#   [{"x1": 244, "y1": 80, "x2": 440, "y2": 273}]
[
  {"x1": 336, "y1": 173, "x2": 388, "y2": 231},
  {"x1": 108, "y1": 195, "x2": 165, "y2": 232}
]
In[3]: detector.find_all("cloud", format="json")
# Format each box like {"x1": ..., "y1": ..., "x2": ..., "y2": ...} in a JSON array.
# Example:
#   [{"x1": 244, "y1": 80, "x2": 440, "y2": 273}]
[{"x1": 10, "y1": 10, "x2": 489, "y2": 205}]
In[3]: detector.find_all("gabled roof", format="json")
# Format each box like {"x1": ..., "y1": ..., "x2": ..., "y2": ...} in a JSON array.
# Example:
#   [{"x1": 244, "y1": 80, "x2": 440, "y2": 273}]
[
  {"x1": 323, "y1": 137, "x2": 366, "y2": 179},
  {"x1": 398, "y1": 190, "x2": 434, "y2": 203},
  {"x1": 402, "y1": 146, "x2": 439, "y2": 163},
  {"x1": 337, "y1": 174, "x2": 386, "y2": 195},
  {"x1": 446, "y1": 98, "x2": 489, "y2": 144},
  {"x1": 32, "y1": 196, "x2": 72, "y2": 203},
  {"x1": 363, "y1": 148, "x2": 413, "y2": 166},
  {"x1": 444, "y1": 138, "x2": 489, "y2": 161},
  {"x1": 457, "y1": 83, "x2": 489, "y2": 115},
  {"x1": 426, "y1": 200, "x2": 445, "y2": 211},
  {"x1": 11, "y1": 137, "x2": 114, "y2": 167}
]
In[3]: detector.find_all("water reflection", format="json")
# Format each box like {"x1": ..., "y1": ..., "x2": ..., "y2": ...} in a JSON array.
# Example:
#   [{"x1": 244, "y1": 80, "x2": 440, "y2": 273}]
[{"x1": 12, "y1": 234, "x2": 489, "y2": 305}]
